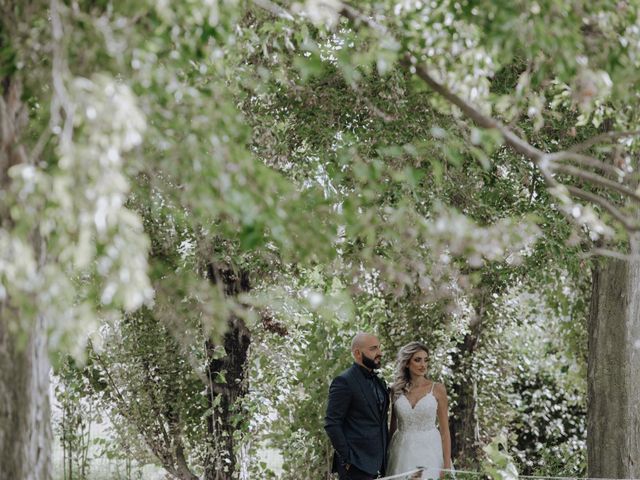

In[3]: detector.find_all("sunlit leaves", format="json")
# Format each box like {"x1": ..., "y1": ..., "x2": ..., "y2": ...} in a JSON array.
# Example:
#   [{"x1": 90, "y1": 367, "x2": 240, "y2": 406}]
[
  {"x1": 2, "y1": 69, "x2": 152, "y2": 351},
  {"x1": 3, "y1": 0, "x2": 609, "y2": 476}
]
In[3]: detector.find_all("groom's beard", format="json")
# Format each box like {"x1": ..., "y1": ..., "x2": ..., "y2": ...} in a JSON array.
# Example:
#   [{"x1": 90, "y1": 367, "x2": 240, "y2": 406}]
[{"x1": 362, "y1": 352, "x2": 381, "y2": 370}]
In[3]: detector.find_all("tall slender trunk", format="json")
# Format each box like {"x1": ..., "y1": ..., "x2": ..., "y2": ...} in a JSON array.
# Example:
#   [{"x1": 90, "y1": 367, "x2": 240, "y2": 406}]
[
  {"x1": 449, "y1": 322, "x2": 482, "y2": 470},
  {"x1": 0, "y1": 311, "x2": 52, "y2": 479},
  {"x1": 0, "y1": 76, "x2": 52, "y2": 480},
  {"x1": 587, "y1": 245, "x2": 640, "y2": 478},
  {"x1": 449, "y1": 286, "x2": 498, "y2": 470},
  {"x1": 204, "y1": 265, "x2": 251, "y2": 480}
]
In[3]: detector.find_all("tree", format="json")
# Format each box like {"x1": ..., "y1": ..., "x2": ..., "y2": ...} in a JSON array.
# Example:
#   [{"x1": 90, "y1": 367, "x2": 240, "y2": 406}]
[
  {"x1": 1, "y1": 1, "x2": 153, "y2": 476},
  {"x1": 588, "y1": 253, "x2": 640, "y2": 478},
  {"x1": 204, "y1": 264, "x2": 251, "y2": 480},
  {"x1": 5, "y1": 0, "x2": 640, "y2": 478},
  {"x1": 320, "y1": 2, "x2": 640, "y2": 477},
  {"x1": 33, "y1": 1, "x2": 546, "y2": 476},
  {"x1": 237, "y1": 4, "x2": 588, "y2": 472}
]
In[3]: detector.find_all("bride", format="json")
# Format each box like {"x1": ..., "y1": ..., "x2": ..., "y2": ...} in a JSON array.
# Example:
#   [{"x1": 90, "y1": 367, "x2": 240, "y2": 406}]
[{"x1": 387, "y1": 342, "x2": 453, "y2": 479}]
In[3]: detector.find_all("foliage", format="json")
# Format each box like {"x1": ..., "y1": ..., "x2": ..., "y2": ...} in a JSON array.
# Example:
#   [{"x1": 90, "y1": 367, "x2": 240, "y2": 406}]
[
  {"x1": 6, "y1": 0, "x2": 638, "y2": 478},
  {"x1": 84, "y1": 307, "x2": 211, "y2": 477},
  {"x1": 491, "y1": 285, "x2": 588, "y2": 476},
  {"x1": 54, "y1": 358, "x2": 98, "y2": 480}
]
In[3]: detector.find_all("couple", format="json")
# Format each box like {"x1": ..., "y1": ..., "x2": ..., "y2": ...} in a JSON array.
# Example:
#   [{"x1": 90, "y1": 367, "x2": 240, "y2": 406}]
[{"x1": 324, "y1": 333, "x2": 453, "y2": 480}]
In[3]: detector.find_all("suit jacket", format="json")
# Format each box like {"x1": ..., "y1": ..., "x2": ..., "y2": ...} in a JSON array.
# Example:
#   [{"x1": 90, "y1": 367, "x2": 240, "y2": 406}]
[{"x1": 324, "y1": 363, "x2": 390, "y2": 476}]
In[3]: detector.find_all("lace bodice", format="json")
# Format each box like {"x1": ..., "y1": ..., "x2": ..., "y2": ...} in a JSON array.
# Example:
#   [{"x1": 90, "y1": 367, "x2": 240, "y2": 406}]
[
  {"x1": 395, "y1": 391, "x2": 438, "y2": 433},
  {"x1": 388, "y1": 383, "x2": 445, "y2": 479}
]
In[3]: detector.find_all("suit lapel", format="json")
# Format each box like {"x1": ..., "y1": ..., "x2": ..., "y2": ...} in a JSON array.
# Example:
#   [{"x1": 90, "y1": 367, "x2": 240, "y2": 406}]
[{"x1": 351, "y1": 364, "x2": 381, "y2": 420}]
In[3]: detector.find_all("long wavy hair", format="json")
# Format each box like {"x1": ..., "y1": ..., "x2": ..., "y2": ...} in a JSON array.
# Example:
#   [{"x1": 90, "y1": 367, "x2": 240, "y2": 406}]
[{"x1": 391, "y1": 341, "x2": 429, "y2": 400}]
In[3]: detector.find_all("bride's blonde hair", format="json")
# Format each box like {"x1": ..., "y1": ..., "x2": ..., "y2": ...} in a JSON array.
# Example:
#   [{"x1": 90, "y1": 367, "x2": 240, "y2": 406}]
[{"x1": 391, "y1": 341, "x2": 429, "y2": 400}]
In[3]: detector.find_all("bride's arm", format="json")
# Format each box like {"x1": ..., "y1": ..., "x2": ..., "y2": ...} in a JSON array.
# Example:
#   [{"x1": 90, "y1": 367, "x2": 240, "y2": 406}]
[{"x1": 435, "y1": 383, "x2": 452, "y2": 471}]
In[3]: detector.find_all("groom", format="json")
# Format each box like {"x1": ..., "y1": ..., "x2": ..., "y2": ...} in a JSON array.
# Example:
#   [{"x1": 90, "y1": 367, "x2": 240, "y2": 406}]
[{"x1": 324, "y1": 333, "x2": 390, "y2": 480}]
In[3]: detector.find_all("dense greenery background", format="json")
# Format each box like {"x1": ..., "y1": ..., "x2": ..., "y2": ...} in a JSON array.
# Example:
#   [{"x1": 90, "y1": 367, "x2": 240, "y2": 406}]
[{"x1": 3, "y1": 0, "x2": 640, "y2": 478}]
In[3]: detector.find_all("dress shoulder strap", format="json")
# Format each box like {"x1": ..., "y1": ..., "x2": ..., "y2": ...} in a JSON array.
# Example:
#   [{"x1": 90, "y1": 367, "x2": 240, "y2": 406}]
[{"x1": 429, "y1": 381, "x2": 436, "y2": 394}]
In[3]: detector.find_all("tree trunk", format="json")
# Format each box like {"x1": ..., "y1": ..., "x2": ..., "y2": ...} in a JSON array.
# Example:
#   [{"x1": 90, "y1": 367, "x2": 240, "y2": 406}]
[
  {"x1": 0, "y1": 311, "x2": 52, "y2": 479},
  {"x1": 450, "y1": 323, "x2": 482, "y2": 470},
  {"x1": 0, "y1": 75, "x2": 51, "y2": 480},
  {"x1": 204, "y1": 265, "x2": 251, "y2": 480},
  {"x1": 587, "y1": 252, "x2": 640, "y2": 478}
]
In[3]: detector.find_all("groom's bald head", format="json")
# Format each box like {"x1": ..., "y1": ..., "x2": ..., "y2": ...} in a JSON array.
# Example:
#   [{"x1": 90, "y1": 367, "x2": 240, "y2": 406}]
[
  {"x1": 351, "y1": 332, "x2": 382, "y2": 369},
  {"x1": 351, "y1": 332, "x2": 376, "y2": 353}
]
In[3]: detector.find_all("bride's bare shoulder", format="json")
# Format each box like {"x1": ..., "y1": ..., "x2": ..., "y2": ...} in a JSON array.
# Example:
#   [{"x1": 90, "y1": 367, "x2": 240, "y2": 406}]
[{"x1": 431, "y1": 381, "x2": 447, "y2": 398}]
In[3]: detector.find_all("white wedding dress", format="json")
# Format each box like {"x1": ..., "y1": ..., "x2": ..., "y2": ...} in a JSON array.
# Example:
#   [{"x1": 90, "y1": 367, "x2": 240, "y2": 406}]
[{"x1": 387, "y1": 383, "x2": 444, "y2": 479}]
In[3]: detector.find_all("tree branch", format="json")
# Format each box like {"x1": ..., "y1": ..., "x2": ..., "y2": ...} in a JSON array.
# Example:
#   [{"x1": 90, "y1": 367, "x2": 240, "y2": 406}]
[
  {"x1": 28, "y1": 127, "x2": 51, "y2": 164},
  {"x1": 337, "y1": 3, "x2": 543, "y2": 161},
  {"x1": 565, "y1": 185, "x2": 640, "y2": 231},
  {"x1": 49, "y1": 0, "x2": 75, "y2": 148},
  {"x1": 351, "y1": 82, "x2": 398, "y2": 122},
  {"x1": 408, "y1": 59, "x2": 544, "y2": 161},
  {"x1": 546, "y1": 151, "x2": 623, "y2": 178},
  {"x1": 581, "y1": 248, "x2": 640, "y2": 262},
  {"x1": 338, "y1": 2, "x2": 388, "y2": 35},
  {"x1": 336, "y1": 2, "x2": 640, "y2": 235},
  {"x1": 551, "y1": 163, "x2": 640, "y2": 203},
  {"x1": 90, "y1": 347, "x2": 174, "y2": 469},
  {"x1": 253, "y1": 0, "x2": 640, "y2": 234},
  {"x1": 569, "y1": 130, "x2": 640, "y2": 152},
  {"x1": 253, "y1": 0, "x2": 294, "y2": 20}
]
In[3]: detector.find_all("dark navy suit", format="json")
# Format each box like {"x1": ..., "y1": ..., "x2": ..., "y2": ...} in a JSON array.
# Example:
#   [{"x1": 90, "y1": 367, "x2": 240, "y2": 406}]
[{"x1": 324, "y1": 363, "x2": 390, "y2": 478}]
